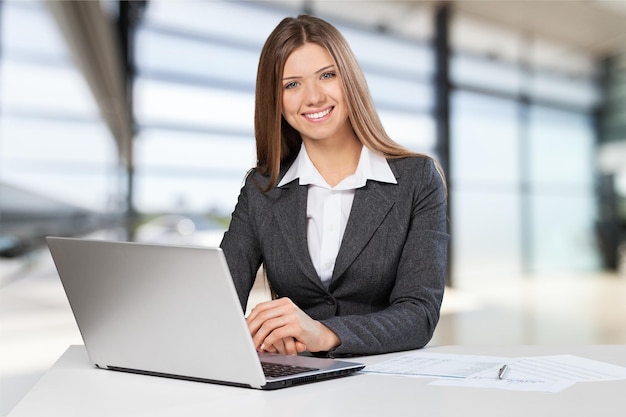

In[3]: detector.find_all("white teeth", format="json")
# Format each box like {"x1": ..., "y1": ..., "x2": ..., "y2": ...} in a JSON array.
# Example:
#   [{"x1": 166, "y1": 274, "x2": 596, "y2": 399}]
[{"x1": 305, "y1": 108, "x2": 331, "y2": 119}]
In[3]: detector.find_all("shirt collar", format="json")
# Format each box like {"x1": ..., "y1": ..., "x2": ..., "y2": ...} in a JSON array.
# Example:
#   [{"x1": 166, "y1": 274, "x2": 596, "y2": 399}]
[{"x1": 278, "y1": 143, "x2": 397, "y2": 189}]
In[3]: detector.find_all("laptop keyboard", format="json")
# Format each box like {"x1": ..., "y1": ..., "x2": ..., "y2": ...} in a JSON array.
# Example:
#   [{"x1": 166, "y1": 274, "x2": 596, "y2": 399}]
[{"x1": 261, "y1": 362, "x2": 318, "y2": 378}]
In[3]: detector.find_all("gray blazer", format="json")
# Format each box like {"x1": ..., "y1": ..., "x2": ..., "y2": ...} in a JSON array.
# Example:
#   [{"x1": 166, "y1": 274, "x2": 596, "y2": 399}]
[{"x1": 220, "y1": 155, "x2": 449, "y2": 357}]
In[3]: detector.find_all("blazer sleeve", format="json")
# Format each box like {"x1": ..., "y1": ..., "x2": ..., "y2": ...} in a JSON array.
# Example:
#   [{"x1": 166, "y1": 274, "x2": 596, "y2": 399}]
[
  {"x1": 219, "y1": 171, "x2": 264, "y2": 310},
  {"x1": 321, "y1": 158, "x2": 449, "y2": 357}
]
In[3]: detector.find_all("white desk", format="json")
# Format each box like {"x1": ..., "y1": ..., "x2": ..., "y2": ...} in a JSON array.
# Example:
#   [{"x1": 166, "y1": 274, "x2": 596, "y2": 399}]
[{"x1": 7, "y1": 344, "x2": 626, "y2": 417}]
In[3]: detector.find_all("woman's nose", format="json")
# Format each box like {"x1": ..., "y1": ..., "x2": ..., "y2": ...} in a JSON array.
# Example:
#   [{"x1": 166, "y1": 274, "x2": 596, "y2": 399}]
[{"x1": 303, "y1": 82, "x2": 323, "y2": 105}]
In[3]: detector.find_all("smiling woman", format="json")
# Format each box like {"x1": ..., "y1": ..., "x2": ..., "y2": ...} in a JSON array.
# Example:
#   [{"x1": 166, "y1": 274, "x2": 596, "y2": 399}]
[
  {"x1": 220, "y1": 14, "x2": 449, "y2": 358},
  {"x1": 280, "y1": 43, "x2": 360, "y2": 187}
]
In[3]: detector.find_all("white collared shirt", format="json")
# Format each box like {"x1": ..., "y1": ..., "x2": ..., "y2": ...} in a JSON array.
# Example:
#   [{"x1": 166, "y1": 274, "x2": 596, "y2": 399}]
[{"x1": 278, "y1": 143, "x2": 397, "y2": 287}]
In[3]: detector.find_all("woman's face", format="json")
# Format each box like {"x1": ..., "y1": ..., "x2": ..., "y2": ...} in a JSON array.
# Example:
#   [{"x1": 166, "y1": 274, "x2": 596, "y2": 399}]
[{"x1": 281, "y1": 43, "x2": 352, "y2": 145}]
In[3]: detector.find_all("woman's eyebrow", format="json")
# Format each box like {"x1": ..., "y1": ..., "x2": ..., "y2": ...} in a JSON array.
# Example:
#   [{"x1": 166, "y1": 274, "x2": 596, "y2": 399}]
[
  {"x1": 283, "y1": 65, "x2": 335, "y2": 81},
  {"x1": 315, "y1": 64, "x2": 335, "y2": 74}
]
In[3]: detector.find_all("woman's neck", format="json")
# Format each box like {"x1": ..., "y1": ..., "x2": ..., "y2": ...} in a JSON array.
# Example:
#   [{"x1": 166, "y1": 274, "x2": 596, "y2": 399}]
[{"x1": 303, "y1": 134, "x2": 362, "y2": 187}]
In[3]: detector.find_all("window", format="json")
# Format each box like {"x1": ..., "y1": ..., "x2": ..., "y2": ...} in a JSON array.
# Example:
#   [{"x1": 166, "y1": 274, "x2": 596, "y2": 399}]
[
  {"x1": 133, "y1": 1, "x2": 435, "y2": 214},
  {"x1": 450, "y1": 15, "x2": 601, "y2": 284},
  {"x1": 0, "y1": 1, "x2": 120, "y2": 212}
]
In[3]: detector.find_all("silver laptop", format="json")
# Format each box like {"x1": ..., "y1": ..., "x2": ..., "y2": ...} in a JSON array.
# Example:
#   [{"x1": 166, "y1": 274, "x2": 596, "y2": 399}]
[{"x1": 46, "y1": 236, "x2": 364, "y2": 390}]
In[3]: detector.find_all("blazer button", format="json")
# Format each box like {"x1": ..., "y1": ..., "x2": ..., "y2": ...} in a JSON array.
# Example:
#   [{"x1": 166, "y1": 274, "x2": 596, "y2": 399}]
[{"x1": 324, "y1": 296, "x2": 335, "y2": 306}]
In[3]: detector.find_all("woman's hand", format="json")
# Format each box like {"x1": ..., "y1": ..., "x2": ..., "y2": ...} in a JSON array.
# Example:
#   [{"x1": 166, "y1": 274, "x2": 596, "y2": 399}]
[{"x1": 246, "y1": 297, "x2": 340, "y2": 355}]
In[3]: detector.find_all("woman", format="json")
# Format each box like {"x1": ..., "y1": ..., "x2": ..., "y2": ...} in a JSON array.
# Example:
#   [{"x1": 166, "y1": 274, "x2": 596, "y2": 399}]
[{"x1": 220, "y1": 14, "x2": 448, "y2": 357}]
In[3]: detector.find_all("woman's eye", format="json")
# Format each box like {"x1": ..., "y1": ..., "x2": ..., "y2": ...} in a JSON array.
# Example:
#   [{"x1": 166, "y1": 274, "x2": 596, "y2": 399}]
[
  {"x1": 284, "y1": 81, "x2": 299, "y2": 89},
  {"x1": 321, "y1": 72, "x2": 336, "y2": 80}
]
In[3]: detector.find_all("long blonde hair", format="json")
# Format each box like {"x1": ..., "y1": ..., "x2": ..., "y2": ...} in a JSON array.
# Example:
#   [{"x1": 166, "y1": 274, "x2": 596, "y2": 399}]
[{"x1": 255, "y1": 14, "x2": 443, "y2": 190}]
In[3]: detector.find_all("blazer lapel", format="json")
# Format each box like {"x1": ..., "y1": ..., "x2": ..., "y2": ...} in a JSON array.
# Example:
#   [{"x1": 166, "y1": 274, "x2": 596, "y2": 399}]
[
  {"x1": 332, "y1": 179, "x2": 397, "y2": 283},
  {"x1": 272, "y1": 182, "x2": 323, "y2": 287},
  {"x1": 272, "y1": 159, "x2": 400, "y2": 290}
]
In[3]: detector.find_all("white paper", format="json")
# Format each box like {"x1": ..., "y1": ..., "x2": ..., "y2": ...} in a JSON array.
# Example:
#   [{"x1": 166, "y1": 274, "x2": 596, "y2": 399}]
[
  {"x1": 431, "y1": 354, "x2": 626, "y2": 392},
  {"x1": 362, "y1": 352, "x2": 508, "y2": 379},
  {"x1": 364, "y1": 352, "x2": 626, "y2": 392},
  {"x1": 430, "y1": 376, "x2": 575, "y2": 392}
]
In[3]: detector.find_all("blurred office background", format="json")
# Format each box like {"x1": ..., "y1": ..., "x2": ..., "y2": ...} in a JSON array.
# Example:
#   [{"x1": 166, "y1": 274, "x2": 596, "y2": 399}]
[{"x1": 1, "y1": 0, "x2": 626, "y2": 414}]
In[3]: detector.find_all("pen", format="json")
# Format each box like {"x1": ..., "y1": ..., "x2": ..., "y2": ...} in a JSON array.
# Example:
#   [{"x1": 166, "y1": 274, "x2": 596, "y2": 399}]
[{"x1": 498, "y1": 364, "x2": 509, "y2": 380}]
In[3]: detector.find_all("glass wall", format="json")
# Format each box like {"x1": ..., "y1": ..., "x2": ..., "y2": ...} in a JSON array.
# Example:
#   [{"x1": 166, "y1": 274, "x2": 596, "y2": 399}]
[
  {"x1": 450, "y1": 91, "x2": 523, "y2": 280},
  {"x1": 0, "y1": 0, "x2": 607, "y2": 283},
  {"x1": 1, "y1": 1, "x2": 119, "y2": 210},
  {"x1": 133, "y1": 1, "x2": 436, "y2": 216},
  {"x1": 449, "y1": 16, "x2": 601, "y2": 285},
  {"x1": 527, "y1": 106, "x2": 597, "y2": 271},
  {"x1": 0, "y1": 1, "x2": 122, "y2": 259}
]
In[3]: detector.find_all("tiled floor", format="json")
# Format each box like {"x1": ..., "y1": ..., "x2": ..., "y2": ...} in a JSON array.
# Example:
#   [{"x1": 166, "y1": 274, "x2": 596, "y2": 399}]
[{"x1": 1, "y1": 249, "x2": 625, "y2": 416}]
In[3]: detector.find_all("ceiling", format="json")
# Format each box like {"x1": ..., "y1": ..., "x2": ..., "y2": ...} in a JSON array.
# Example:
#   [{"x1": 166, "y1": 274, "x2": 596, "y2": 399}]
[
  {"x1": 267, "y1": 0, "x2": 626, "y2": 171},
  {"x1": 266, "y1": 0, "x2": 626, "y2": 59},
  {"x1": 452, "y1": 0, "x2": 626, "y2": 57},
  {"x1": 45, "y1": 0, "x2": 626, "y2": 175}
]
